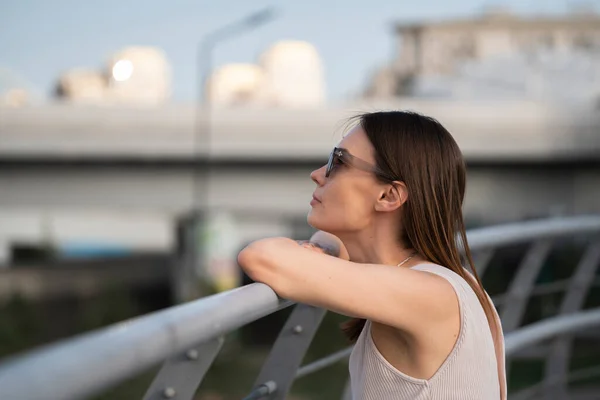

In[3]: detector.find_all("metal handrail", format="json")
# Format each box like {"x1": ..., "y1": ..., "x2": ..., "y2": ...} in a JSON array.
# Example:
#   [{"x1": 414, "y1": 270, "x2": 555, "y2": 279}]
[
  {"x1": 296, "y1": 347, "x2": 353, "y2": 379},
  {"x1": 0, "y1": 215, "x2": 599, "y2": 400},
  {"x1": 465, "y1": 215, "x2": 600, "y2": 250},
  {"x1": 492, "y1": 277, "x2": 600, "y2": 306},
  {"x1": 0, "y1": 283, "x2": 291, "y2": 400},
  {"x1": 504, "y1": 308, "x2": 600, "y2": 356}
]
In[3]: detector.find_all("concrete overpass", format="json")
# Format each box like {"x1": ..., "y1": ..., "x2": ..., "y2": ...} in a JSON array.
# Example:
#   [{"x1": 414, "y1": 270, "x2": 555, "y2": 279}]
[{"x1": 0, "y1": 99, "x2": 599, "y2": 265}]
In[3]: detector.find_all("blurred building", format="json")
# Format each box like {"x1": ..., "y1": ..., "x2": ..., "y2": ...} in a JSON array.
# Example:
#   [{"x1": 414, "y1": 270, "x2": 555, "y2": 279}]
[
  {"x1": 0, "y1": 88, "x2": 30, "y2": 107},
  {"x1": 208, "y1": 40, "x2": 326, "y2": 108},
  {"x1": 258, "y1": 40, "x2": 326, "y2": 107},
  {"x1": 365, "y1": 8, "x2": 600, "y2": 101},
  {"x1": 106, "y1": 47, "x2": 171, "y2": 104},
  {"x1": 207, "y1": 64, "x2": 265, "y2": 106},
  {"x1": 55, "y1": 46, "x2": 171, "y2": 105},
  {"x1": 54, "y1": 69, "x2": 106, "y2": 102},
  {"x1": 0, "y1": 68, "x2": 37, "y2": 107}
]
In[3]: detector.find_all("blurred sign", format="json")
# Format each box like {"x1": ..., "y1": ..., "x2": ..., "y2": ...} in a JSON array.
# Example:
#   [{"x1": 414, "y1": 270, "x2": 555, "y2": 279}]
[{"x1": 197, "y1": 209, "x2": 241, "y2": 292}]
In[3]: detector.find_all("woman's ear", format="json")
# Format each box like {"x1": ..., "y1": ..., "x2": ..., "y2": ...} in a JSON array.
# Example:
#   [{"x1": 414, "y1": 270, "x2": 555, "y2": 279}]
[{"x1": 375, "y1": 181, "x2": 407, "y2": 212}]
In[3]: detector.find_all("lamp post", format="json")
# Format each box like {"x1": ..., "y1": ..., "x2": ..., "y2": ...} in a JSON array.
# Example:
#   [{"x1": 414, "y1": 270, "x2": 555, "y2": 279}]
[
  {"x1": 195, "y1": 7, "x2": 276, "y2": 197},
  {"x1": 175, "y1": 7, "x2": 277, "y2": 303}
]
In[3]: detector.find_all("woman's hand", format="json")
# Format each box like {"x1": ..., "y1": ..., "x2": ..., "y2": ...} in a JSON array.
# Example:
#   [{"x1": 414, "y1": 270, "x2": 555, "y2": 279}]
[{"x1": 302, "y1": 231, "x2": 350, "y2": 261}]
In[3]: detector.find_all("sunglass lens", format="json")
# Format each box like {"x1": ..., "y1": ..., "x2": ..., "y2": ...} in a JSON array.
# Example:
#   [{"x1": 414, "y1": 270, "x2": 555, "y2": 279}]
[{"x1": 326, "y1": 151, "x2": 333, "y2": 177}]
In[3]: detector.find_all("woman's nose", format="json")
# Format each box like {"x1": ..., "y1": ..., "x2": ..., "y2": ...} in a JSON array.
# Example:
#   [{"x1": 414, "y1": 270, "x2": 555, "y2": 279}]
[{"x1": 310, "y1": 165, "x2": 326, "y2": 185}]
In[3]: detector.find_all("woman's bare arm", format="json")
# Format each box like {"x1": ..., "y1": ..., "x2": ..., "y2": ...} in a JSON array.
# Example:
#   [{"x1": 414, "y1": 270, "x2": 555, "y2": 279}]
[{"x1": 237, "y1": 236, "x2": 458, "y2": 333}]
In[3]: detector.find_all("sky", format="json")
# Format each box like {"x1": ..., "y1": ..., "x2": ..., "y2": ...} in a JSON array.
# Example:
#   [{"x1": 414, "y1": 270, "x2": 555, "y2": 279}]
[{"x1": 0, "y1": 0, "x2": 593, "y2": 102}]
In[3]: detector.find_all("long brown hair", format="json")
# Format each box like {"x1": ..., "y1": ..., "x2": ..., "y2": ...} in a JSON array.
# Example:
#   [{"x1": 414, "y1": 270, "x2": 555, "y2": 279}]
[{"x1": 341, "y1": 110, "x2": 498, "y2": 342}]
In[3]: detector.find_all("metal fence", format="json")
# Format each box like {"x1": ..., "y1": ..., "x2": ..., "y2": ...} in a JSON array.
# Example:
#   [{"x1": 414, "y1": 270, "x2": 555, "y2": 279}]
[{"x1": 1, "y1": 215, "x2": 600, "y2": 400}]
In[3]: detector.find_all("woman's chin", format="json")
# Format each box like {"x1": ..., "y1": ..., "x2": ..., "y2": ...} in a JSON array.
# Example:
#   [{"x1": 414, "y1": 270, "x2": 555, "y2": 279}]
[
  {"x1": 306, "y1": 211, "x2": 323, "y2": 230},
  {"x1": 307, "y1": 213, "x2": 337, "y2": 234}
]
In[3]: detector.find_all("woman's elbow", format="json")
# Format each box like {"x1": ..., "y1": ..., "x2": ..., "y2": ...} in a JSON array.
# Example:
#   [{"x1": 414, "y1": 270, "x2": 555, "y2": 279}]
[
  {"x1": 238, "y1": 246, "x2": 262, "y2": 279},
  {"x1": 238, "y1": 238, "x2": 295, "y2": 298},
  {"x1": 238, "y1": 246, "x2": 275, "y2": 285}
]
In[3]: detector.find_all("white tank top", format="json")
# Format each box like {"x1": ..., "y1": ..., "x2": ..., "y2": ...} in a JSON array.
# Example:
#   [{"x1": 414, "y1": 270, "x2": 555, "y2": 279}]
[{"x1": 348, "y1": 263, "x2": 507, "y2": 399}]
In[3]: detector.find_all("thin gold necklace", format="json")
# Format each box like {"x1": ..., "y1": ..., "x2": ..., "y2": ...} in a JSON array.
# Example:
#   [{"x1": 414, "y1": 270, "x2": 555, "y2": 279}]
[{"x1": 397, "y1": 251, "x2": 417, "y2": 267}]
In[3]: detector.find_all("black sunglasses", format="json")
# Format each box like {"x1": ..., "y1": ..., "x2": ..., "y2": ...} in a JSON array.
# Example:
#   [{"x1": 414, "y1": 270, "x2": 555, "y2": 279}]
[{"x1": 326, "y1": 147, "x2": 396, "y2": 182}]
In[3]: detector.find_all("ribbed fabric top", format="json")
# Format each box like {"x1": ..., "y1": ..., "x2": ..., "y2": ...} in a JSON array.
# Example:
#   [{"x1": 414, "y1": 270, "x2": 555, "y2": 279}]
[{"x1": 348, "y1": 263, "x2": 506, "y2": 400}]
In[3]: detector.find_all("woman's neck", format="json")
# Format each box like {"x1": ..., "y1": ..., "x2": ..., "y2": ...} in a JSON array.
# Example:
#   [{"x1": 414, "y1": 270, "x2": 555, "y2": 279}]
[{"x1": 338, "y1": 229, "x2": 419, "y2": 267}]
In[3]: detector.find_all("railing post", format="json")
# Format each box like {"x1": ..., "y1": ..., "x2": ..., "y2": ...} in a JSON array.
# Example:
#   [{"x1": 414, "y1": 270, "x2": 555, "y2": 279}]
[
  {"x1": 142, "y1": 336, "x2": 224, "y2": 400},
  {"x1": 472, "y1": 248, "x2": 495, "y2": 277},
  {"x1": 501, "y1": 239, "x2": 554, "y2": 332},
  {"x1": 543, "y1": 238, "x2": 600, "y2": 400},
  {"x1": 248, "y1": 304, "x2": 326, "y2": 399},
  {"x1": 506, "y1": 308, "x2": 600, "y2": 400},
  {"x1": 501, "y1": 238, "x2": 554, "y2": 379}
]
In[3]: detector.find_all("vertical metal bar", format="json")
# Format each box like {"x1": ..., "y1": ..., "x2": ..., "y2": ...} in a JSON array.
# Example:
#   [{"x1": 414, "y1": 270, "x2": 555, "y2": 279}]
[
  {"x1": 250, "y1": 304, "x2": 326, "y2": 400},
  {"x1": 500, "y1": 239, "x2": 553, "y2": 379},
  {"x1": 143, "y1": 336, "x2": 224, "y2": 400},
  {"x1": 543, "y1": 239, "x2": 600, "y2": 400},
  {"x1": 500, "y1": 239, "x2": 554, "y2": 332},
  {"x1": 472, "y1": 248, "x2": 495, "y2": 277}
]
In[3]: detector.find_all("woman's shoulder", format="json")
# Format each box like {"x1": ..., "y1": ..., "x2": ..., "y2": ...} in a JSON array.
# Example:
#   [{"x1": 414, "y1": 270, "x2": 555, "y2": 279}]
[
  {"x1": 410, "y1": 262, "x2": 462, "y2": 278},
  {"x1": 409, "y1": 263, "x2": 474, "y2": 295}
]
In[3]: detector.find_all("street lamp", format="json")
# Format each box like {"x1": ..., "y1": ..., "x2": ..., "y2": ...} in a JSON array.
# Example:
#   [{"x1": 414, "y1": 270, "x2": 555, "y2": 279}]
[
  {"x1": 196, "y1": 6, "x2": 276, "y2": 158},
  {"x1": 175, "y1": 7, "x2": 278, "y2": 303},
  {"x1": 195, "y1": 6, "x2": 276, "y2": 205}
]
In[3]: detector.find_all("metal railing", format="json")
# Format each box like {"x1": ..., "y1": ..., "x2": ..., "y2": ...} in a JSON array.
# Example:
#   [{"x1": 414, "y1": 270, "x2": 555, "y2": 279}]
[{"x1": 0, "y1": 215, "x2": 599, "y2": 400}]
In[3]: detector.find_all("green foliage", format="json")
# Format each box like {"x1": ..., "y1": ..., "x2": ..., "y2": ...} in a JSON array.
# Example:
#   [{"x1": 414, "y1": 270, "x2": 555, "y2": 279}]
[
  {"x1": 77, "y1": 285, "x2": 139, "y2": 332},
  {"x1": 0, "y1": 295, "x2": 41, "y2": 358}
]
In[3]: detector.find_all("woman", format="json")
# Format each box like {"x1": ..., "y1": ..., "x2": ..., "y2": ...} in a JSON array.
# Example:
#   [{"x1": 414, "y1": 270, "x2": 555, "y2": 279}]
[{"x1": 238, "y1": 111, "x2": 507, "y2": 399}]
